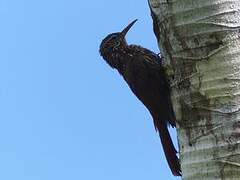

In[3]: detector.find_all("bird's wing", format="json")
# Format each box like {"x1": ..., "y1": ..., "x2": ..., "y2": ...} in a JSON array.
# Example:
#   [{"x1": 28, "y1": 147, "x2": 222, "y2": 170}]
[{"x1": 125, "y1": 46, "x2": 176, "y2": 127}]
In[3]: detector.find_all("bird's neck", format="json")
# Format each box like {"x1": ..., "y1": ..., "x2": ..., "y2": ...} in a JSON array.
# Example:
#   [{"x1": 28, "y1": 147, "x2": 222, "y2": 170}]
[{"x1": 111, "y1": 45, "x2": 132, "y2": 74}]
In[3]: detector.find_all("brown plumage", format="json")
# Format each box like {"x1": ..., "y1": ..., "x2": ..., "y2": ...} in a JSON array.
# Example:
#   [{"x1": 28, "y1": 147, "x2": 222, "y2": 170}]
[{"x1": 99, "y1": 19, "x2": 181, "y2": 176}]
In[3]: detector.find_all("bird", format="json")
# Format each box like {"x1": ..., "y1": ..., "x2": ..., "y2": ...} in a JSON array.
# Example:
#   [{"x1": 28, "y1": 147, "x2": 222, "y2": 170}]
[{"x1": 99, "y1": 19, "x2": 181, "y2": 176}]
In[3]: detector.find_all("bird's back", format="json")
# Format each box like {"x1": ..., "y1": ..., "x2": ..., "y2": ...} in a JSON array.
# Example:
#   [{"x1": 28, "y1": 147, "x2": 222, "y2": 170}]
[{"x1": 119, "y1": 45, "x2": 176, "y2": 127}]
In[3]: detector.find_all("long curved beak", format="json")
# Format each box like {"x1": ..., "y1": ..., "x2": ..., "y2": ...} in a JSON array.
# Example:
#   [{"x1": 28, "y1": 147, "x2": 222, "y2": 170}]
[{"x1": 121, "y1": 19, "x2": 137, "y2": 37}]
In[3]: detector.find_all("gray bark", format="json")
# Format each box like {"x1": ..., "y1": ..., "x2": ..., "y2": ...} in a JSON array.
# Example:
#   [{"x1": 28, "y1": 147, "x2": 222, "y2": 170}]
[{"x1": 149, "y1": 0, "x2": 240, "y2": 179}]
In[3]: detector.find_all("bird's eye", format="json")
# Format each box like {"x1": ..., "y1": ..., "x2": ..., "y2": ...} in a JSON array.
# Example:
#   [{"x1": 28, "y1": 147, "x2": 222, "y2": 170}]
[
  {"x1": 101, "y1": 33, "x2": 121, "y2": 51},
  {"x1": 113, "y1": 41, "x2": 120, "y2": 50}
]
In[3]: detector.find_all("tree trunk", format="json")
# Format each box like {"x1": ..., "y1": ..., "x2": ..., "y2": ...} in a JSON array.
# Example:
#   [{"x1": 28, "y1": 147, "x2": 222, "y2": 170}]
[{"x1": 149, "y1": 0, "x2": 240, "y2": 179}]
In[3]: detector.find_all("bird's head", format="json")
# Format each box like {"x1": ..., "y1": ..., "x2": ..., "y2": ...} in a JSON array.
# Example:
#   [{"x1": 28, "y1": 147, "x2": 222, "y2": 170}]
[{"x1": 99, "y1": 19, "x2": 137, "y2": 68}]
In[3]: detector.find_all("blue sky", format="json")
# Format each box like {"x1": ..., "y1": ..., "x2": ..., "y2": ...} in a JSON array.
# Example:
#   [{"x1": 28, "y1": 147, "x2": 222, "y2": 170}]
[{"x1": 0, "y1": 1, "x2": 180, "y2": 179}]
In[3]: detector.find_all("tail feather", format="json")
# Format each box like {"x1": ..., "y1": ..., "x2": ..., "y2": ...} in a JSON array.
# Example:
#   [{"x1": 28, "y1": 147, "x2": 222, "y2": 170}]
[{"x1": 155, "y1": 120, "x2": 182, "y2": 176}]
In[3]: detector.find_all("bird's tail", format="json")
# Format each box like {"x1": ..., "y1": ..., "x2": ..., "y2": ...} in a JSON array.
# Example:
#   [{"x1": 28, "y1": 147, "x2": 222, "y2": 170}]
[{"x1": 156, "y1": 120, "x2": 182, "y2": 176}]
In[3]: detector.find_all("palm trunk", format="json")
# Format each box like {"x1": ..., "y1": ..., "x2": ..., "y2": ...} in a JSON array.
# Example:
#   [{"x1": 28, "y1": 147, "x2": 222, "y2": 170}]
[{"x1": 149, "y1": 0, "x2": 240, "y2": 179}]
